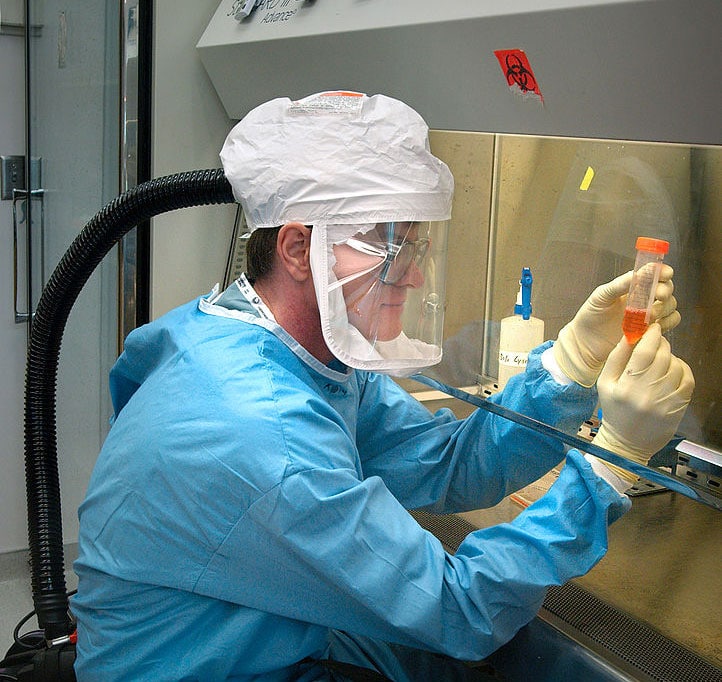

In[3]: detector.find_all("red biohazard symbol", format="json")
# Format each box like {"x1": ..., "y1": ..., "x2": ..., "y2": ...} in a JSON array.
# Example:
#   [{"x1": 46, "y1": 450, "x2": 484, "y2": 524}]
[{"x1": 494, "y1": 49, "x2": 543, "y2": 101}]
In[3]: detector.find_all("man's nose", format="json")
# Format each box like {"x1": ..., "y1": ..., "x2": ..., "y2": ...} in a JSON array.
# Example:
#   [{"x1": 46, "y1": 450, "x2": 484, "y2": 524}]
[{"x1": 395, "y1": 260, "x2": 424, "y2": 288}]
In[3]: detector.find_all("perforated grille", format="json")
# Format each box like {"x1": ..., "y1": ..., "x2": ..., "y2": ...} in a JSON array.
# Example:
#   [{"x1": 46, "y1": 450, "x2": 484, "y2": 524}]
[
  {"x1": 411, "y1": 510, "x2": 477, "y2": 552},
  {"x1": 543, "y1": 582, "x2": 722, "y2": 682}
]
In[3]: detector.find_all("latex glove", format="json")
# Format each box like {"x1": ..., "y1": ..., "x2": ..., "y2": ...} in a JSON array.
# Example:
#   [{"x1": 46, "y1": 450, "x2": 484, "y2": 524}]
[
  {"x1": 592, "y1": 323, "x2": 695, "y2": 484},
  {"x1": 554, "y1": 265, "x2": 679, "y2": 387}
]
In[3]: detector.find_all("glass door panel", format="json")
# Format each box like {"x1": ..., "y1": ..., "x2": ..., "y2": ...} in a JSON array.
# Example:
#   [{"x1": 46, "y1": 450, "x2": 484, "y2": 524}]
[{"x1": 27, "y1": 0, "x2": 120, "y2": 544}]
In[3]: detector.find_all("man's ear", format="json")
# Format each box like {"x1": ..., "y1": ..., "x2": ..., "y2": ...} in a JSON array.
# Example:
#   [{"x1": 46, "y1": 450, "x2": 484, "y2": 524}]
[{"x1": 277, "y1": 222, "x2": 312, "y2": 282}]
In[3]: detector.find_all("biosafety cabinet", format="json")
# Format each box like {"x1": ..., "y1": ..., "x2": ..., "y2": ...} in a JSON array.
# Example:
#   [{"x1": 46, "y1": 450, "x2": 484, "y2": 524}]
[{"x1": 199, "y1": 1, "x2": 721, "y2": 680}]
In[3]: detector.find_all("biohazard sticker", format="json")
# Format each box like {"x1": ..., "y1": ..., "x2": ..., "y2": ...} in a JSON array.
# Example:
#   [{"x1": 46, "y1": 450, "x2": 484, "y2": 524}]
[{"x1": 494, "y1": 49, "x2": 543, "y2": 102}]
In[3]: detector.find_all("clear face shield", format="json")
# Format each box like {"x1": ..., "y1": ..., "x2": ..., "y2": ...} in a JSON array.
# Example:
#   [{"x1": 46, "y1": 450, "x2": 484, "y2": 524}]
[{"x1": 311, "y1": 220, "x2": 449, "y2": 376}]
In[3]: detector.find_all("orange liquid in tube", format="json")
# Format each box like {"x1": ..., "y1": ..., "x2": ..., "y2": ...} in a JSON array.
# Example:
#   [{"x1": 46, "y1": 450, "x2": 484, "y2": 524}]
[
  {"x1": 623, "y1": 237, "x2": 669, "y2": 344},
  {"x1": 622, "y1": 308, "x2": 649, "y2": 344}
]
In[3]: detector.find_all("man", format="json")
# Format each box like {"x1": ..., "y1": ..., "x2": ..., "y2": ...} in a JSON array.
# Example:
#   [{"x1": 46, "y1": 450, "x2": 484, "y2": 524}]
[{"x1": 73, "y1": 91, "x2": 694, "y2": 681}]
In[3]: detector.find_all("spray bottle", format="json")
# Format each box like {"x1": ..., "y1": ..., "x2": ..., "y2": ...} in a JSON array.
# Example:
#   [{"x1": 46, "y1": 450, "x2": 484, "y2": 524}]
[{"x1": 498, "y1": 267, "x2": 545, "y2": 389}]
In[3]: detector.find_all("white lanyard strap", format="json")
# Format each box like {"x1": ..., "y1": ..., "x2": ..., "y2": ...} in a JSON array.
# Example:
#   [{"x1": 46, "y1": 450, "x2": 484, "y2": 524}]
[{"x1": 235, "y1": 274, "x2": 276, "y2": 321}]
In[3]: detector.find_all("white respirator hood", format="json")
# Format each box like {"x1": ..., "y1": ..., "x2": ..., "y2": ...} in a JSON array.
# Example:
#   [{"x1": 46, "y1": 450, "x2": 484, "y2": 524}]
[{"x1": 220, "y1": 91, "x2": 453, "y2": 228}]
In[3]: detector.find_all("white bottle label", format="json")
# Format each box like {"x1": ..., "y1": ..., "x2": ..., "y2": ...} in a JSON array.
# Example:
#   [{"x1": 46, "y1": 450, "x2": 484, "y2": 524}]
[{"x1": 499, "y1": 350, "x2": 530, "y2": 369}]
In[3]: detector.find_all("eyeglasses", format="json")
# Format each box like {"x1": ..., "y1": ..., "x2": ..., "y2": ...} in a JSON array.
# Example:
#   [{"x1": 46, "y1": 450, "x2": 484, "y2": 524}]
[{"x1": 344, "y1": 236, "x2": 430, "y2": 284}]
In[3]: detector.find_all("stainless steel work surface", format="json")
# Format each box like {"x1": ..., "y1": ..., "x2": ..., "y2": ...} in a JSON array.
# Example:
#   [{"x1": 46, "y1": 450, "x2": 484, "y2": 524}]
[{"x1": 575, "y1": 490, "x2": 721, "y2": 669}]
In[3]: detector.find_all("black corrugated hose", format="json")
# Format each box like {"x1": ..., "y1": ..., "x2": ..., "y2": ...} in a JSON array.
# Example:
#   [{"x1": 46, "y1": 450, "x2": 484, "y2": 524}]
[{"x1": 23, "y1": 169, "x2": 235, "y2": 641}]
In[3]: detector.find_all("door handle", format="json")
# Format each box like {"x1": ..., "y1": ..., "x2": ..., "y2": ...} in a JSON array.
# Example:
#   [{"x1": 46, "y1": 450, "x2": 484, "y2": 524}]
[{"x1": 12, "y1": 187, "x2": 45, "y2": 323}]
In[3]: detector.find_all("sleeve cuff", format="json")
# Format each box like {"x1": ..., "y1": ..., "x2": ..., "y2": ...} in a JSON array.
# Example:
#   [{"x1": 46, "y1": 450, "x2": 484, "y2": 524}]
[
  {"x1": 541, "y1": 345, "x2": 574, "y2": 386},
  {"x1": 584, "y1": 454, "x2": 631, "y2": 496}
]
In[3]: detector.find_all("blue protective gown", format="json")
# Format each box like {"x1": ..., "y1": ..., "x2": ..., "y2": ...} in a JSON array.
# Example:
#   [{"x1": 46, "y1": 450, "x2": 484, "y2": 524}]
[{"x1": 73, "y1": 282, "x2": 630, "y2": 681}]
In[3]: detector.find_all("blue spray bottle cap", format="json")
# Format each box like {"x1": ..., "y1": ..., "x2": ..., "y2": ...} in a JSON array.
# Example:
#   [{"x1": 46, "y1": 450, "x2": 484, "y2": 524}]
[{"x1": 513, "y1": 267, "x2": 533, "y2": 320}]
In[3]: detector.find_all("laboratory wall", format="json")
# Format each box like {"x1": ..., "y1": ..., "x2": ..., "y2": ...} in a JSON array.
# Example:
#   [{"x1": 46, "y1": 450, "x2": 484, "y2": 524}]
[{"x1": 150, "y1": 0, "x2": 236, "y2": 318}]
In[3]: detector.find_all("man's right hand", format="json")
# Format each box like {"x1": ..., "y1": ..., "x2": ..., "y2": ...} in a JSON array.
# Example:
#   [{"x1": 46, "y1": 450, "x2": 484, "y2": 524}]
[{"x1": 593, "y1": 323, "x2": 695, "y2": 484}]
